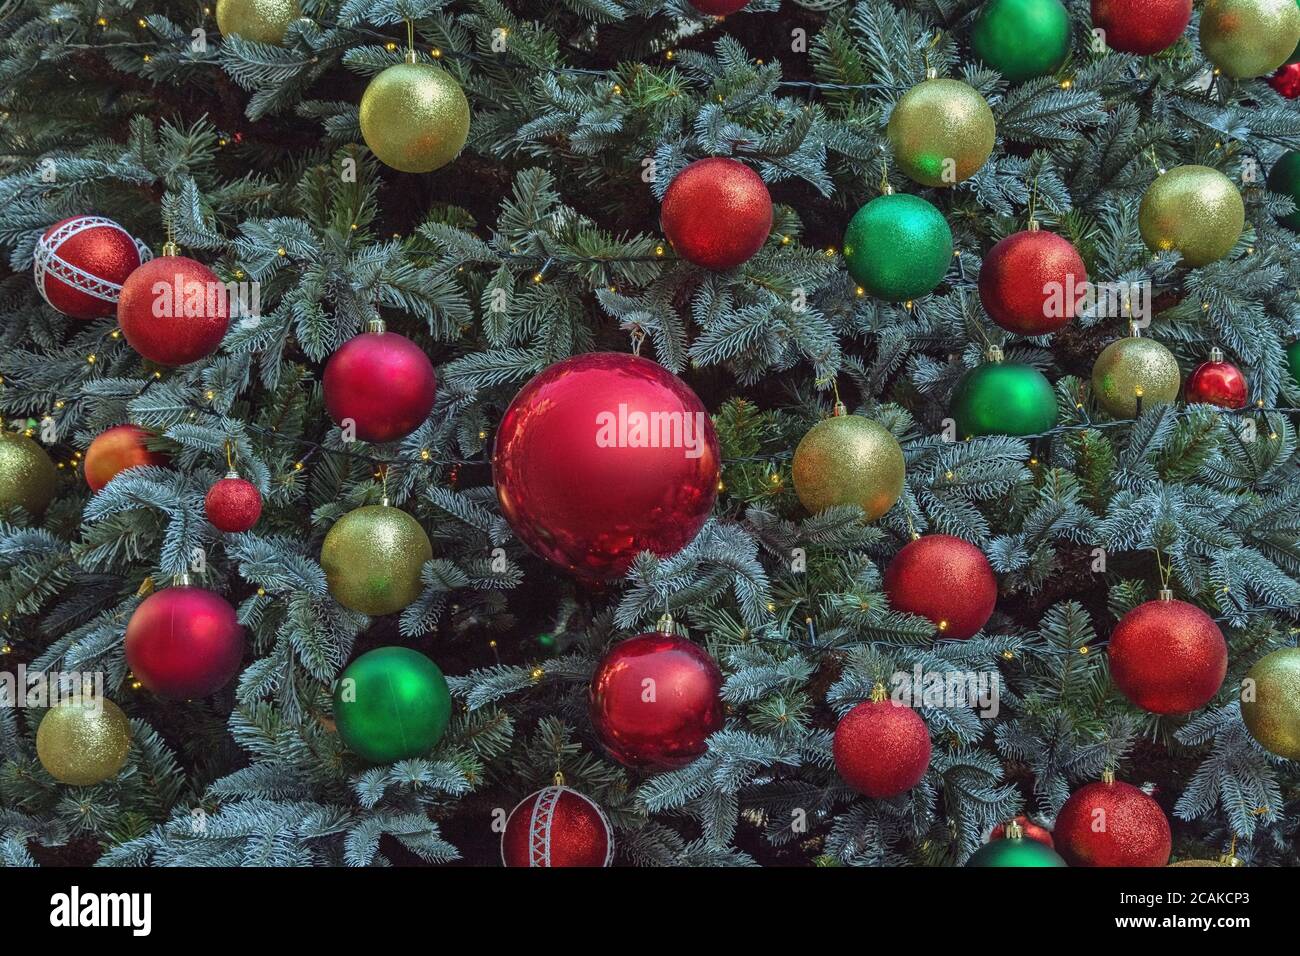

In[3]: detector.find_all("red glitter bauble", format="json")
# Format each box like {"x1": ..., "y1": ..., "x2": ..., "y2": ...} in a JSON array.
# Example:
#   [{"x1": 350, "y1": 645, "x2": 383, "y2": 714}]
[
  {"x1": 1270, "y1": 61, "x2": 1300, "y2": 98},
  {"x1": 833, "y1": 697, "x2": 931, "y2": 798},
  {"x1": 1184, "y1": 356, "x2": 1248, "y2": 408},
  {"x1": 501, "y1": 784, "x2": 614, "y2": 867},
  {"x1": 33, "y1": 216, "x2": 142, "y2": 320},
  {"x1": 978, "y1": 229, "x2": 1088, "y2": 336},
  {"x1": 589, "y1": 628, "x2": 724, "y2": 769},
  {"x1": 1108, "y1": 597, "x2": 1227, "y2": 714},
  {"x1": 1091, "y1": 0, "x2": 1192, "y2": 55},
  {"x1": 124, "y1": 585, "x2": 245, "y2": 699},
  {"x1": 688, "y1": 0, "x2": 749, "y2": 14},
  {"x1": 492, "y1": 352, "x2": 720, "y2": 582},
  {"x1": 661, "y1": 158, "x2": 773, "y2": 270},
  {"x1": 84, "y1": 424, "x2": 168, "y2": 492},
  {"x1": 204, "y1": 475, "x2": 263, "y2": 532},
  {"x1": 323, "y1": 327, "x2": 437, "y2": 444},
  {"x1": 117, "y1": 255, "x2": 230, "y2": 365},
  {"x1": 1054, "y1": 777, "x2": 1171, "y2": 867},
  {"x1": 990, "y1": 815, "x2": 1055, "y2": 848},
  {"x1": 884, "y1": 534, "x2": 998, "y2": 639}
]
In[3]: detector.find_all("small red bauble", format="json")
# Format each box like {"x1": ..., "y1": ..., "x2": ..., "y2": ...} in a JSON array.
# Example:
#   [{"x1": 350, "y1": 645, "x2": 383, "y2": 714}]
[
  {"x1": 978, "y1": 229, "x2": 1088, "y2": 336},
  {"x1": 589, "y1": 623, "x2": 724, "y2": 770},
  {"x1": 1184, "y1": 350, "x2": 1248, "y2": 408},
  {"x1": 492, "y1": 352, "x2": 720, "y2": 582},
  {"x1": 205, "y1": 474, "x2": 263, "y2": 532},
  {"x1": 688, "y1": 0, "x2": 749, "y2": 14},
  {"x1": 884, "y1": 534, "x2": 998, "y2": 640},
  {"x1": 990, "y1": 815, "x2": 1055, "y2": 848},
  {"x1": 117, "y1": 255, "x2": 230, "y2": 366},
  {"x1": 501, "y1": 783, "x2": 614, "y2": 867},
  {"x1": 1108, "y1": 595, "x2": 1227, "y2": 714},
  {"x1": 1091, "y1": 0, "x2": 1192, "y2": 55},
  {"x1": 323, "y1": 323, "x2": 437, "y2": 444},
  {"x1": 84, "y1": 424, "x2": 168, "y2": 492},
  {"x1": 124, "y1": 584, "x2": 245, "y2": 699},
  {"x1": 833, "y1": 694, "x2": 931, "y2": 798},
  {"x1": 1271, "y1": 61, "x2": 1300, "y2": 98},
  {"x1": 661, "y1": 158, "x2": 773, "y2": 270},
  {"x1": 33, "y1": 216, "x2": 143, "y2": 320},
  {"x1": 1054, "y1": 775, "x2": 1171, "y2": 867}
]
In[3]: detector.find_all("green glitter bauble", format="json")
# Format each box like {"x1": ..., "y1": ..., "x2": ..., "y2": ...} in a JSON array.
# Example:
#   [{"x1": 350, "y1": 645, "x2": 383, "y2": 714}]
[
  {"x1": 1267, "y1": 151, "x2": 1300, "y2": 232},
  {"x1": 951, "y1": 360, "x2": 1058, "y2": 438},
  {"x1": 967, "y1": 834, "x2": 1068, "y2": 867},
  {"x1": 0, "y1": 430, "x2": 57, "y2": 517},
  {"x1": 333, "y1": 647, "x2": 451, "y2": 763},
  {"x1": 321, "y1": 504, "x2": 432, "y2": 615},
  {"x1": 843, "y1": 193, "x2": 953, "y2": 302},
  {"x1": 1287, "y1": 340, "x2": 1300, "y2": 388},
  {"x1": 972, "y1": 0, "x2": 1071, "y2": 82}
]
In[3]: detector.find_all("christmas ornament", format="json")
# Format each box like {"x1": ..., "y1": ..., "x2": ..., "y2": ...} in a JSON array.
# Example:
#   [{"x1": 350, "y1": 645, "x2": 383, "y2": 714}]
[
  {"x1": 359, "y1": 55, "x2": 470, "y2": 174},
  {"x1": 978, "y1": 224, "x2": 1087, "y2": 335},
  {"x1": 1269, "y1": 61, "x2": 1300, "y2": 97},
  {"x1": 1267, "y1": 150, "x2": 1300, "y2": 231},
  {"x1": 1091, "y1": 334, "x2": 1181, "y2": 418},
  {"x1": 990, "y1": 815, "x2": 1055, "y2": 847},
  {"x1": 1054, "y1": 771, "x2": 1171, "y2": 867},
  {"x1": 33, "y1": 216, "x2": 143, "y2": 320},
  {"x1": 204, "y1": 473, "x2": 262, "y2": 532},
  {"x1": 1184, "y1": 348, "x2": 1248, "y2": 408},
  {"x1": 791, "y1": 406, "x2": 905, "y2": 520},
  {"x1": 884, "y1": 534, "x2": 998, "y2": 639},
  {"x1": 215, "y1": 0, "x2": 301, "y2": 45},
  {"x1": 972, "y1": 0, "x2": 1072, "y2": 82},
  {"x1": 1139, "y1": 166, "x2": 1244, "y2": 266},
  {"x1": 842, "y1": 191, "x2": 952, "y2": 302},
  {"x1": 1200, "y1": 0, "x2": 1300, "y2": 78},
  {"x1": 1091, "y1": 0, "x2": 1192, "y2": 55},
  {"x1": 501, "y1": 776, "x2": 615, "y2": 867},
  {"x1": 36, "y1": 697, "x2": 132, "y2": 786},
  {"x1": 0, "y1": 430, "x2": 57, "y2": 516},
  {"x1": 589, "y1": 613, "x2": 724, "y2": 770},
  {"x1": 1289, "y1": 340, "x2": 1300, "y2": 388},
  {"x1": 687, "y1": 0, "x2": 749, "y2": 13},
  {"x1": 967, "y1": 821, "x2": 1067, "y2": 867},
  {"x1": 323, "y1": 319, "x2": 437, "y2": 443},
  {"x1": 320, "y1": 502, "x2": 431, "y2": 615},
  {"x1": 1240, "y1": 647, "x2": 1300, "y2": 759},
  {"x1": 332, "y1": 646, "x2": 451, "y2": 763},
  {"x1": 660, "y1": 158, "x2": 772, "y2": 270},
  {"x1": 84, "y1": 424, "x2": 168, "y2": 492},
  {"x1": 1108, "y1": 591, "x2": 1227, "y2": 714},
  {"x1": 1168, "y1": 854, "x2": 1243, "y2": 867},
  {"x1": 951, "y1": 347, "x2": 1058, "y2": 438},
  {"x1": 125, "y1": 579, "x2": 245, "y2": 699},
  {"x1": 117, "y1": 250, "x2": 230, "y2": 366},
  {"x1": 492, "y1": 352, "x2": 719, "y2": 582},
  {"x1": 887, "y1": 78, "x2": 996, "y2": 188},
  {"x1": 833, "y1": 685, "x2": 931, "y2": 799}
]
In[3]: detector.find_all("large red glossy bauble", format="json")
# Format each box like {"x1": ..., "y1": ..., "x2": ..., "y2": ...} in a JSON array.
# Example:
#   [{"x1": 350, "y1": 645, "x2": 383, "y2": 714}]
[
  {"x1": 323, "y1": 329, "x2": 437, "y2": 443},
  {"x1": 1271, "y1": 61, "x2": 1300, "y2": 98},
  {"x1": 884, "y1": 534, "x2": 998, "y2": 639},
  {"x1": 688, "y1": 0, "x2": 750, "y2": 13},
  {"x1": 990, "y1": 815, "x2": 1055, "y2": 848},
  {"x1": 1184, "y1": 358, "x2": 1248, "y2": 408},
  {"x1": 833, "y1": 699, "x2": 931, "y2": 798},
  {"x1": 661, "y1": 158, "x2": 773, "y2": 270},
  {"x1": 492, "y1": 352, "x2": 720, "y2": 582},
  {"x1": 34, "y1": 216, "x2": 142, "y2": 320},
  {"x1": 1108, "y1": 598, "x2": 1227, "y2": 714},
  {"x1": 1054, "y1": 779, "x2": 1171, "y2": 867},
  {"x1": 84, "y1": 424, "x2": 168, "y2": 492},
  {"x1": 117, "y1": 256, "x2": 230, "y2": 365},
  {"x1": 978, "y1": 230, "x2": 1088, "y2": 336},
  {"x1": 124, "y1": 585, "x2": 245, "y2": 699},
  {"x1": 204, "y1": 476, "x2": 263, "y2": 532},
  {"x1": 501, "y1": 785, "x2": 614, "y2": 867},
  {"x1": 1091, "y1": 0, "x2": 1192, "y2": 55},
  {"x1": 590, "y1": 631, "x2": 724, "y2": 769}
]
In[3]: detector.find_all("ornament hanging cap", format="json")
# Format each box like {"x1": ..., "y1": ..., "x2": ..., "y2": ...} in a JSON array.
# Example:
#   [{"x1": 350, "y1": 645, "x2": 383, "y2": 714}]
[
  {"x1": 870, "y1": 682, "x2": 887, "y2": 703},
  {"x1": 367, "y1": 317, "x2": 386, "y2": 334},
  {"x1": 1101, "y1": 767, "x2": 1116, "y2": 784},
  {"x1": 655, "y1": 611, "x2": 675, "y2": 635},
  {"x1": 1158, "y1": 588, "x2": 1174, "y2": 602},
  {"x1": 1004, "y1": 820, "x2": 1025, "y2": 840},
  {"x1": 986, "y1": 344, "x2": 1004, "y2": 364},
  {"x1": 552, "y1": 770, "x2": 565, "y2": 788},
  {"x1": 172, "y1": 571, "x2": 191, "y2": 587},
  {"x1": 1209, "y1": 346, "x2": 1224, "y2": 362}
]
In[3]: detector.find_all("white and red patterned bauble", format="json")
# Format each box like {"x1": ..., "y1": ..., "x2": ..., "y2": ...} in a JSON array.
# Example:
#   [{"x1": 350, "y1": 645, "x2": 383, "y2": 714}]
[
  {"x1": 33, "y1": 216, "x2": 147, "y2": 320},
  {"x1": 500, "y1": 779, "x2": 614, "y2": 868}
]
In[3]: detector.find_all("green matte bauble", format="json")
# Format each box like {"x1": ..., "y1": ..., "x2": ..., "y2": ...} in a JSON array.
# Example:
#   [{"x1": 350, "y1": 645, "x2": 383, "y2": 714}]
[
  {"x1": 36, "y1": 698, "x2": 132, "y2": 786},
  {"x1": 359, "y1": 61, "x2": 470, "y2": 174},
  {"x1": 1267, "y1": 151, "x2": 1300, "y2": 232},
  {"x1": 1138, "y1": 166, "x2": 1244, "y2": 267},
  {"x1": 1288, "y1": 340, "x2": 1300, "y2": 388},
  {"x1": 333, "y1": 647, "x2": 451, "y2": 763},
  {"x1": 215, "y1": 0, "x2": 301, "y2": 45},
  {"x1": 1200, "y1": 0, "x2": 1300, "y2": 78},
  {"x1": 1091, "y1": 336, "x2": 1181, "y2": 418},
  {"x1": 951, "y1": 359, "x2": 1058, "y2": 438},
  {"x1": 321, "y1": 504, "x2": 432, "y2": 615},
  {"x1": 1241, "y1": 647, "x2": 1300, "y2": 760},
  {"x1": 0, "y1": 431, "x2": 57, "y2": 517},
  {"x1": 886, "y1": 79, "x2": 996, "y2": 188},
  {"x1": 792, "y1": 412, "x2": 905, "y2": 520},
  {"x1": 971, "y1": 0, "x2": 1072, "y2": 82},
  {"x1": 843, "y1": 193, "x2": 953, "y2": 302},
  {"x1": 967, "y1": 834, "x2": 1068, "y2": 867}
]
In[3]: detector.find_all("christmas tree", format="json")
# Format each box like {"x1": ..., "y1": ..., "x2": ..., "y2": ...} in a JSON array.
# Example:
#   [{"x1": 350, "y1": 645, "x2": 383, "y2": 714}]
[{"x1": 1, "y1": 0, "x2": 1299, "y2": 869}]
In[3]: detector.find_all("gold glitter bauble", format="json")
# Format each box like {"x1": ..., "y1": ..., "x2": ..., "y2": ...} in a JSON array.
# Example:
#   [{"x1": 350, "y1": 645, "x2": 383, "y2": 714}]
[
  {"x1": 1091, "y1": 336, "x2": 1181, "y2": 418},
  {"x1": 1200, "y1": 0, "x2": 1300, "y2": 79},
  {"x1": 36, "y1": 697, "x2": 132, "y2": 786},
  {"x1": 886, "y1": 78, "x2": 996, "y2": 188},
  {"x1": 215, "y1": 0, "x2": 301, "y2": 45},
  {"x1": 1241, "y1": 647, "x2": 1300, "y2": 760},
  {"x1": 0, "y1": 431, "x2": 57, "y2": 517},
  {"x1": 1139, "y1": 166, "x2": 1244, "y2": 267},
  {"x1": 359, "y1": 62, "x2": 470, "y2": 174},
  {"x1": 792, "y1": 413, "x2": 905, "y2": 519},
  {"x1": 321, "y1": 504, "x2": 432, "y2": 615},
  {"x1": 1168, "y1": 856, "x2": 1243, "y2": 867}
]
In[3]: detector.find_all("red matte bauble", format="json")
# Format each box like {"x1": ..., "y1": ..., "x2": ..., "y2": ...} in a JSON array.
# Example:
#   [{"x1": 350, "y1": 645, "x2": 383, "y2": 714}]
[
  {"x1": 884, "y1": 535, "x2": 998, "y2": 639},
  {"x1": 1184, "y1": 358, "x2": 1248, "y2": 408},
  {"x1": 323, "y1": 329, "x2": 437, "y2": 443},
  {"x1": 124, "y1": 585, "x2": 245, "y2": 699},
  {"x1": 205, "y1": 476, "x2": 263, "y2": 532},
  {"x1": 1108, "y1": 598, "x2": 1227, "y2": 714},
  {"x1": 1091, "y1": 0, "x2": 1192, "y2": 55},
  {"x1": 34, "y1": 216, "x2": 142, "y2": 320},
  {"x1": 1054, "y1": 778, "x2": 1171, "y2": 867},
  {"x1": 590, "y1": 631, "x2": 724, "y2": 769},
  {"x1": 978, "y1": 230, "x2": 1087, "y2": 336},
  {"x1": 688, "y1": 0, "x2": 749, "y2": 13},
  {"x1": 84, "y1": 424, "x2": 167, "y2": 492},
  {"x1": 661, "y1": 158, "x2": 773, "y2": 270},
  {"x1": 991, "y1": 815, "x2": 1055, "y2": 848},
  {"x1": 501, "y1": 784, "x2": 614, "y2": 867},
  {"x1": 833, "y1": 699, "x2": 931, "y2": 798},
  {"x1": 492, "y1": 352, "x2": 720, "y2": 582},
  {"x1": 117, "y1": 256, "x2": 230, "y2": 365},
  {"x1": 1271, "y1": 61, "x2": 1300, "y2": 98}
]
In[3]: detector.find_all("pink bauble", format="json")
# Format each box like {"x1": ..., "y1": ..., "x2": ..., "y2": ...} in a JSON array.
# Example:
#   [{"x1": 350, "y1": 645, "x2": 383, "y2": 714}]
[
  {"x1": 323, "y1": 328, "x2": 437, "y2": 443},
  {"x1": 124, "y1": 585, "x2": 245, "y2": 699}
]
